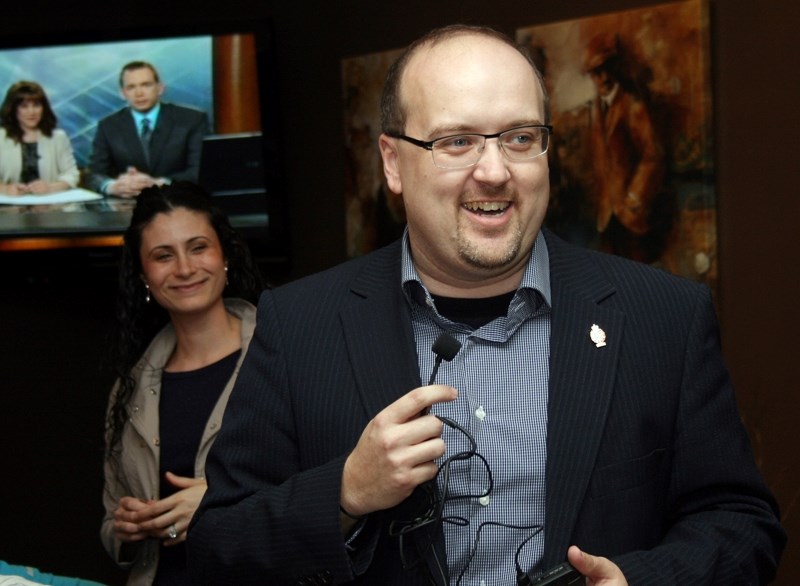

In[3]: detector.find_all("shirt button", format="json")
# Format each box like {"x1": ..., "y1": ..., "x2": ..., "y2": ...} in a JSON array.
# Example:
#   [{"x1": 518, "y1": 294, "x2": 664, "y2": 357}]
[
  {"x1": 148, "y1": 388, "x2": 157, "y2": 395},
  {"x1": 479, "y1": 495, "x2": 491, "y2": 507},
  {"x1": 209, "y1": 423, "x2": 218, "y2": 430},
  {"x1": 153, "y1": 438, "x2": 160, "y2": 446},
  {"x1": 475, "y1": 406, "x2": 486, "y2": 421}
]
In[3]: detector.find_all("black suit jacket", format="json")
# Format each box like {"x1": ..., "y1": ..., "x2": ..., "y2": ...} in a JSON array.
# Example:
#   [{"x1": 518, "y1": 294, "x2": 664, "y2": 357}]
[
  {"x1": 188, "y1": 230, "x2": 785, "y2": 585},
  {"x1": 86, "y1": 102, "x2": 208, "y2": 193}
]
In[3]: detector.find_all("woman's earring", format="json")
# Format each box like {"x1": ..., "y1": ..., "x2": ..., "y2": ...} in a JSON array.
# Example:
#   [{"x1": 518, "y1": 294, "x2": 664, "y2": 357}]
[
  {"x1": 224, "y1": 265, "x2": 229, "y2": 286},
  {"x1": 145, "y1": 283, "x2": 151, "y2": 304}
]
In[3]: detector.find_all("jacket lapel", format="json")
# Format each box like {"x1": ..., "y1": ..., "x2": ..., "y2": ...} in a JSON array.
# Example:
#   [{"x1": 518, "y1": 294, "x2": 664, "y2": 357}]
[
  {"x1": 339, "y1": 241, "x2": 421, "y2": 419},
  {"x1": 338, "y1": 242, "x2": 448, "y2": 584},
  {"x1": 541, "y1": 230, "x2": 624, "y2": 567}
]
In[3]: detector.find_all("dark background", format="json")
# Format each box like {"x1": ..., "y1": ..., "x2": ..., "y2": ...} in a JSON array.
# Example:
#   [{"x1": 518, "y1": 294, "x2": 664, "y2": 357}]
[{"x1": 0, "y1": 1, "x2": 797, "y2": 584}]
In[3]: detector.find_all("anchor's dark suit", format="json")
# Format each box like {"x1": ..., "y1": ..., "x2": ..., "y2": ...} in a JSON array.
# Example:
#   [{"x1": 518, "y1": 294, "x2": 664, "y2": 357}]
[
  {"x1": 86, "y1": 102, "x2": 208, "y2": 193},
  {"x1": 188, "y1": 230, "x2": 785, "y2": 585}
]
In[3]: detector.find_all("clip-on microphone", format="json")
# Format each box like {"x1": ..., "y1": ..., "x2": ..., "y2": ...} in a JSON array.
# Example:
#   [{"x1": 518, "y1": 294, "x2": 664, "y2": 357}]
[{"x1": 428, "y1": 332, "x2": 462, "y2": 385}]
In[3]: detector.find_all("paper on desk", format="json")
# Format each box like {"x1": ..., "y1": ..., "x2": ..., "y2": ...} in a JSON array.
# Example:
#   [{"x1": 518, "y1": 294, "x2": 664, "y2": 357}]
[{"x1": 0, "y1": 188, "x2": 103, "y2": 205}]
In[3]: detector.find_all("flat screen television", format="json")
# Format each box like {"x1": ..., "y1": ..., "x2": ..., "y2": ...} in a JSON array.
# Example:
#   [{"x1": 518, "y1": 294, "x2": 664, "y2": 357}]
[{"x1": 0, "y1": 19, "x2": 289, "y2": 275}]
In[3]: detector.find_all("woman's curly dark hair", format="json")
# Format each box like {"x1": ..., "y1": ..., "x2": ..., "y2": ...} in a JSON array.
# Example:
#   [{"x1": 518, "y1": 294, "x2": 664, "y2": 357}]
[{"x1": 105, "y1": 181, "x2": 267, "y2": 461}]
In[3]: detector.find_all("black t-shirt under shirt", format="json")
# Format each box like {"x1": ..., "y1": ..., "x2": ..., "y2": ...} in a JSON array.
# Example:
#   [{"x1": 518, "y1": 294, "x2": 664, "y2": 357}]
[{"x1": 431, "y1": 291, "x2": 516, "y2": 329}]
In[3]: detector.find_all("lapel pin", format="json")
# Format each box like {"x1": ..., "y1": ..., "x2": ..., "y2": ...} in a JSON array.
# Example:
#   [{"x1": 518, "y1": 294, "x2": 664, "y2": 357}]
[{"x1": 590, "y1": 324, "x2": 607, "y2": 348}]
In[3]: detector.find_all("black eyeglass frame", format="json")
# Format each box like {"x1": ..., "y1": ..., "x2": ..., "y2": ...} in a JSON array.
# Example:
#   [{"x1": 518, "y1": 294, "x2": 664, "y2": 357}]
[{"x1": 386, "y1": 124, "x2": 554, "y2": 168}]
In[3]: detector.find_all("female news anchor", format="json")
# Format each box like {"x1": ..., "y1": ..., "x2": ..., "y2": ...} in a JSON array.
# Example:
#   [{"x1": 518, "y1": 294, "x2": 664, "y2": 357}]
[
  {"x1": 0, "y1": 80, "x2": 79, "y2": 194},
  {"x1": 101, "y1": 182, "x2": 266, "y2": 585}
]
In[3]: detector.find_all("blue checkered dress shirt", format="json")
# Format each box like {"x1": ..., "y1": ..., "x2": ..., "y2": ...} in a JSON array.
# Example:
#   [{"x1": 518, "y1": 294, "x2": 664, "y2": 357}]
[{"x1": 401, "y1": 230, "x2": 552, "y2": 585}]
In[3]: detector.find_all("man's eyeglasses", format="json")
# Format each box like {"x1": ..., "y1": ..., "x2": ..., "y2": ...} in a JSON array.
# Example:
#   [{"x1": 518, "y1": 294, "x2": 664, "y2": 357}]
[{"x1": 387, "y1": 124, "x2": 553, "y2": 169}]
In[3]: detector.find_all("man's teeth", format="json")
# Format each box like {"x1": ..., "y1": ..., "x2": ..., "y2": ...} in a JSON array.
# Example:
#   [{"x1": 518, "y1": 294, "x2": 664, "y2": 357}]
[{"x1": 463, "y1": 201, "x2": 509, "y2": 212}]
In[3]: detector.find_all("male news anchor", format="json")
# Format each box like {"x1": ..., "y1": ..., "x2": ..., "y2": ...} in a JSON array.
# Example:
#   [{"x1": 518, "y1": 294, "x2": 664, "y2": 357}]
[
  {"x1": 86, "y1": 61, "x2": 208, "y2": 197},
  {"x1": 187, "y1": 24, "x2": 785, "y2": 585}
]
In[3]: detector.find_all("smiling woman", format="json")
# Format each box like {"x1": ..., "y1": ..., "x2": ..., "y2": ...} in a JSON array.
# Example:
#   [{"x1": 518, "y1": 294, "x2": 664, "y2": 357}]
[
  {"x1": 101, "y1": 181, "x2": 266, "y2": 585},
  {"x1": 139, "y1": 208, "x2": 229, "y2": 320}
]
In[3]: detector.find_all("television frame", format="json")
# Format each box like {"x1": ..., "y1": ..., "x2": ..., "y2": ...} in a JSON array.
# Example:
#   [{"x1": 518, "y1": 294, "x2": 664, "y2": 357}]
[{"x1": 0, "y1": 18, "x2": 289, "y2": 272}]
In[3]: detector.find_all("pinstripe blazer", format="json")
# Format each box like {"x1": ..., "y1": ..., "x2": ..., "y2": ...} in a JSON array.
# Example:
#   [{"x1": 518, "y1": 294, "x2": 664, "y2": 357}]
[{"x1": 188, "y1": 229, "x2": 784, "y2": 585}]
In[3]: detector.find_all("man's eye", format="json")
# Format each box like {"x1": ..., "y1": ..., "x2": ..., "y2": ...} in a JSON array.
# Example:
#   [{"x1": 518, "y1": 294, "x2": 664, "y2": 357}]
[
  {"x1": 437, "y1": 135, "x2": 477, "y2": 151},
  {"x1": 504, "y1": 130, "x2": 539, "y2": 150},
  {"x1": 510, "y1": 134, "x2": 531, "y2": 144}
]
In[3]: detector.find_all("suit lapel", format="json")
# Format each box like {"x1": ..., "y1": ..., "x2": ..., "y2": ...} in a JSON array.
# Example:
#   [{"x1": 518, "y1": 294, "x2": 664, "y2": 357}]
[
  {"x1": 339, "y1": 242, "x2": 421, "y2": 419},
  {"x1": 542, "y1": 231, "x2": 624, "y2": 566},
  {"x1": 338, "y1": 242, "x2": 448, "y2": 584}
]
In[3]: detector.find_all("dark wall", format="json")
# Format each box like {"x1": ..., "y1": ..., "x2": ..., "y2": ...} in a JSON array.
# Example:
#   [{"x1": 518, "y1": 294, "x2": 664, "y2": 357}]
[{"x1": 1, "y1": 1, "x2": 797, "y2": 584}]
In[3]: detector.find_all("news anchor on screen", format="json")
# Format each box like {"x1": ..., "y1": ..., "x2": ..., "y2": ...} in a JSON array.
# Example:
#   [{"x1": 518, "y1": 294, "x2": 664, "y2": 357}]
[
  {"x1": 0, "y1": 80, "x2": 79, "y2": 195},
  {"x1": 86, "y1": 61, "x2": 209, "y2": 198}
]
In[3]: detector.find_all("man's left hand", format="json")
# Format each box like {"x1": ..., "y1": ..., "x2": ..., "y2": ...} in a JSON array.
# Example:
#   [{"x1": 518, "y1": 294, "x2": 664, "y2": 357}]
[{"x1": 567, "y1": 545, "x2": 628, "y2": 586}]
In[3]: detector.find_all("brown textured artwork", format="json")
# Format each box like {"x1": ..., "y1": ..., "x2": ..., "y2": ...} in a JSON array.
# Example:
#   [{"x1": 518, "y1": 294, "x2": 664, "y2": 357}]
[
  {"x1": 341, "y1": 48, "x2": 404, "y2": 258},
  {"x1": 517, "y1": 0, "x2": 716, "y2": 290}
]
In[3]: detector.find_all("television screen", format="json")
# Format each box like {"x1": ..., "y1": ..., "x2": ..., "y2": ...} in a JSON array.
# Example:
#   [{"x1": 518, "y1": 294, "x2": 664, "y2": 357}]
[{"x1": 0, "y1": 21, "x2": 287, "y2": 265}]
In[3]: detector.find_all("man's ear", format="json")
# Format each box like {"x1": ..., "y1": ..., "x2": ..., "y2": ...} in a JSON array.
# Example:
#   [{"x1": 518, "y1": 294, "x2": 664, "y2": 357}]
[{"x1": 378, "y1": 134, "x2": 403, "y2": 195}]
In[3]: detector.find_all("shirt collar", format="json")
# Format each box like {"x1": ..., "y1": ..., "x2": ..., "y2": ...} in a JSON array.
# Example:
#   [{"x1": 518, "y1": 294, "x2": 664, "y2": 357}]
[
  {"x1": 400, "y1": 228, "x2": 552, "y2": 309},
  {"x1": 131, "y1": 103, "x2": 161, "y2": 127},
  {"x1": 601, "y1": 82, "x2": 620, "y2": 108}
]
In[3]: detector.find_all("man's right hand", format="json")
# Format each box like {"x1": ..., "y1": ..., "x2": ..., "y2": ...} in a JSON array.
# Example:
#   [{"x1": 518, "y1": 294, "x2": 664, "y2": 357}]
[{"x1": 340, "y1": 384, "x2": 458, "y2": 517}]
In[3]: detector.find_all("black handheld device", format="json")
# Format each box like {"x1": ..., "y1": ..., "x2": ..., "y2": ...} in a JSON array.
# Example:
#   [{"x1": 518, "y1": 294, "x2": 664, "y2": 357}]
[{"x1": 524, "y1": 562, "x2": 584, "y2": 585}]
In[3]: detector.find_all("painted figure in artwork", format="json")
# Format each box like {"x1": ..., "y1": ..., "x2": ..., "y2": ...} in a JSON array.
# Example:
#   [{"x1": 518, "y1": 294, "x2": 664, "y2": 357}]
[{"x1": 584, "y1": 33, "x2": 672, "y2": 263}]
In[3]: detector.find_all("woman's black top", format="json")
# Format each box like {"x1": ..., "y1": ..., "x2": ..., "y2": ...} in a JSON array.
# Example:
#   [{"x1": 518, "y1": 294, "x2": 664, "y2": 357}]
[
  {"x1": 20, "y1": 142, "x2": 39, "y2": 183},
  {"x1": 154, "y1": 349, "x2": 240, "y2": 586}
]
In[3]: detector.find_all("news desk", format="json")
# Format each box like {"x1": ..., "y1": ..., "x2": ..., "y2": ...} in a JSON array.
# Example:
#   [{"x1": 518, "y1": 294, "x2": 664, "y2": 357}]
[
  {"x1": 0, "y1": 189, "x2": 132, "y2": 249},
  {"x1": 0, "y1": 188, "x2": 269, "y2": 251}
]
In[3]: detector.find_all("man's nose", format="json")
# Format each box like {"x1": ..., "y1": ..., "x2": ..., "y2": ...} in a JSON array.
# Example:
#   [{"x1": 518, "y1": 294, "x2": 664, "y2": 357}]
[{"x1": 472, "y1": 138, "x2": 511, "y2": 184}]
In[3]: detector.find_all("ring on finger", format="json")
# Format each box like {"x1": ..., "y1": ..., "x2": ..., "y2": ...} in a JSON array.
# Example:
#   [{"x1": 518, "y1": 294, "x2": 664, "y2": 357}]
[{"x1": 167, "y1": 524, "x2": 178, "y2": 539}]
